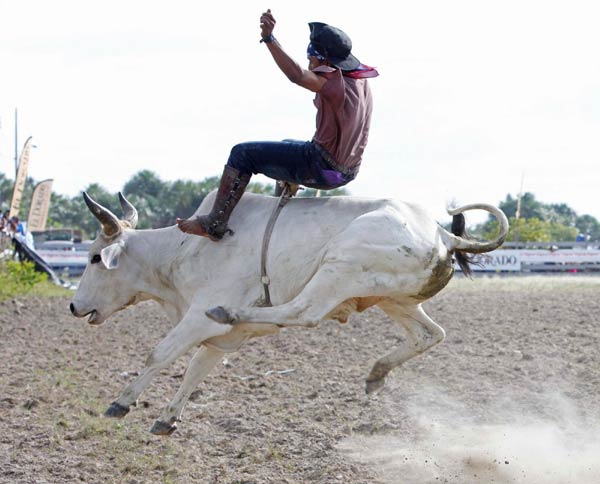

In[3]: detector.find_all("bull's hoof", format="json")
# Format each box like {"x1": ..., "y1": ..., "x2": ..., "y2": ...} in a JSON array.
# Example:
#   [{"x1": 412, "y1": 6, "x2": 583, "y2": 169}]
[
  {"x1": 365, "y1": 377, "x2": 386, "y2": 395},
  {"x1": 206, "y1": 306, "x2": 237, "y2": 325},
  {"x1": 150, "y1": 419, "x2": 178, "y2": 436},
  {"x1": 104, "y1": 401, "x2": 130, "y2": 418}
]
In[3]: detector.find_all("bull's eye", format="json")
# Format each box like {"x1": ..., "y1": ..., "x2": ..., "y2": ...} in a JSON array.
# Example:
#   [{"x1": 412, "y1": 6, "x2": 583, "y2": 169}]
[{"x1": 90, "y1": 254, "x2": 102, "y2": 264}]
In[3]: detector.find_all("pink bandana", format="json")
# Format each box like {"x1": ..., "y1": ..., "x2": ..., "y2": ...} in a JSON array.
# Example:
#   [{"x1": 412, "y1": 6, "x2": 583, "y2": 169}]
[{"x1": 343, "y1": 64, "x2": 379, "y2": 79}]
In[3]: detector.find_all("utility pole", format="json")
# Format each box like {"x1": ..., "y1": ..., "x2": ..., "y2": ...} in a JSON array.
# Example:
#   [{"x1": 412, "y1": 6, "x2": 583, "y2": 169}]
[
  {"x1": 514, "y1": 172, "x2": 524, "y2": 244},
  {"x1": 14, "y1": 108, "x2": 18, "y2": 178}
]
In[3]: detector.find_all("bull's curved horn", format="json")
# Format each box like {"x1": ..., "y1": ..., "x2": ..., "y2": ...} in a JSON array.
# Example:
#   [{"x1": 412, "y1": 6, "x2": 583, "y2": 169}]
[
  {"x1": 118, "y1": 192, "x2": 138, "y2": 229},
  {"x1": 83, "y1": 192, "x2": 121, "y2": 237}
]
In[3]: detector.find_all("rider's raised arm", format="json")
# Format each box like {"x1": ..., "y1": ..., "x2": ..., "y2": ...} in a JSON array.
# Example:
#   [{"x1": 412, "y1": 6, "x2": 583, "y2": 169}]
[{"x1": 260, "y1": 9, "x2": 328, "y2": 93}]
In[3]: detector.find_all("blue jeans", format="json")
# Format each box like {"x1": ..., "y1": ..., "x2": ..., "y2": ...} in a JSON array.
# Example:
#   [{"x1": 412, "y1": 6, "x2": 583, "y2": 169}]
[{"x1": 226, "y1": 140, "x2": 354, "y2": 190}]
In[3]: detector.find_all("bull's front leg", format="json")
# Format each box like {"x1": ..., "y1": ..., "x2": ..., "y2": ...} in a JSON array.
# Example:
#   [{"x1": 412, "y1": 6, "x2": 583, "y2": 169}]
[
  {"x1": 150, "y1": 345, "x2": 224, "y2": 435},
  {"x1": 104, "y1": 310, "x2": 232, "y2": 422}
]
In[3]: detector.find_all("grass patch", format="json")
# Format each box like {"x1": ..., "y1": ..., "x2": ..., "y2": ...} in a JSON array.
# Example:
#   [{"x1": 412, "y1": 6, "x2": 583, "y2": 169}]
[
  {"x1": 28, "y1": 279, "x2": 73, "y2": 298},
  {"x1": 0, "y1": 259, "x2": 72, "y2": 301}
]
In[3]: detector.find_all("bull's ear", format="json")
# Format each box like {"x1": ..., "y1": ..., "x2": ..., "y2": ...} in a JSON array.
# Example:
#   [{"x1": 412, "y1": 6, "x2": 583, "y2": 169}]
[{"x1": 100, "y1": 242, "x2": 124, "y2": 270}]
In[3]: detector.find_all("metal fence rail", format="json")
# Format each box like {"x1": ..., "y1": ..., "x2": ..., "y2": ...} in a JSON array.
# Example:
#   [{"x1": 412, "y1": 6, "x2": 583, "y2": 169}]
[{"x1": 502, "y1": 241, "x2": 600, "y2": 250}]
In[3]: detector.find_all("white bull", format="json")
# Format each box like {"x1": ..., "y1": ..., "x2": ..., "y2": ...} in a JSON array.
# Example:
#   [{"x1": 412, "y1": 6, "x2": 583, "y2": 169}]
[{"x1": 70, "y1": 191, "x2": 508, "y2": 435}]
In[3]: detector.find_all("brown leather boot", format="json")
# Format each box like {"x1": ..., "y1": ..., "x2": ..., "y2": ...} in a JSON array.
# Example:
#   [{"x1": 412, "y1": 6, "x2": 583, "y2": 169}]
[{"x1": 177, "y1": 165, "x2": 251, "y2": 241}]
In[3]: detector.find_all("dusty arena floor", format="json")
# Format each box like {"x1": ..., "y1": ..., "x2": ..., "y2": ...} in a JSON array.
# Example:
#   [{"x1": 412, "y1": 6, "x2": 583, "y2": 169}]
[{"x1": 1, "y1": 276, "x2": 600, "y2": 484}]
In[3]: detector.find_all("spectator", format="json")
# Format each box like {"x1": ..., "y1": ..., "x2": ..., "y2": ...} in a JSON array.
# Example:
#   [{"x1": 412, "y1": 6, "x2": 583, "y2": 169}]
[
  {"x1": 16, "y1": 220, "x2": 26, "y2": 236},
  {"x1": 13, "y1": 220, "x2": 35, "y2": 250},
  {"x1": 8, "y1": 216, "x2": 19, "y2": 236}
]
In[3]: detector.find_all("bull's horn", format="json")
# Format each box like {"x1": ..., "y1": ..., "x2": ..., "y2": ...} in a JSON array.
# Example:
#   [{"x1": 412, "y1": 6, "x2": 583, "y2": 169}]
[
  {"x1": 83, "y1": 192, "x2": 121, "y2": 237},
  {"x1": 118, "y1": 192, "x2": 138, "y2": 229}
]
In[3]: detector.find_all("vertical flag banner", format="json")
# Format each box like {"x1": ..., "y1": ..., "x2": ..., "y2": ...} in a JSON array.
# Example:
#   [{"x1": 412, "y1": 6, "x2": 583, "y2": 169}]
[
  {"x1": 27, "y1": 179, "x2": 53, "y2": 231},
  {"x1": 9, "y1": 136, "x2": 33, "y2": 218}
]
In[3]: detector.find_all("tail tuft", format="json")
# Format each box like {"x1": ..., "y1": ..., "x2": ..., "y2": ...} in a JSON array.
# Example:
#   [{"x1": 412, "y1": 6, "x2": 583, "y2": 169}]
[
  {"x1": 451, "y1": 212, "x2": 466, "y2": 237},
  {"x1": 451, "y1": 213, "x2": 475, "y2": 277}
]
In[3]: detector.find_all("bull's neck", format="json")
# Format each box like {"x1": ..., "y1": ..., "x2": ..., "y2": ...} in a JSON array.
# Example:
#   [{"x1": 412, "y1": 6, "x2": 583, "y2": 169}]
[{"x1": 127, "y1": 226, "x2": 190, "y2": 316}]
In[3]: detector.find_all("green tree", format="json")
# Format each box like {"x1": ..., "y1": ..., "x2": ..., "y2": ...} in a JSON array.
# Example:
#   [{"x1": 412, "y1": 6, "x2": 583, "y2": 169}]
[
  {"x1": 0, "y1": 172, "x2": 13, "y2": 209},
  {"x1": 298, "y1": 187, "x2": 348, "y2": 197},
  {"x1": 547, "y1": 221, "x2": 579, "y2": 241},
  {"x1": 122, "y1": 170, "x2": 169, "y2": 228},
  {"x1": 576, "y1": 214, "x2": 600, "y2": 240},
  {"x1": 158, "y1": 178, "x2": 213, "y2": 228},
  {"x1": 497, "y1": 193, "x2": 579, "y2": 226},
  {"x1": 123, "y1": 170, "x2": 165, "y2": 199},
  {"x1": 483, "y1": 217, "x2": 578, "y2": 243},
  {"x1": 47, "y1": 183, "x2": 117, "y2": 239},
  {"x1": 547, "y1": 202, "x2": 577, "y2": 226},
  {"x1": 4, "y1": 168, "x2": 349, "y2": 239},
  {"x1": 477, "y1": 192, "x2": 600, "y2": 242},
  {"x1": 498, "y1": 192, "x2": 546, "y2": 219}
]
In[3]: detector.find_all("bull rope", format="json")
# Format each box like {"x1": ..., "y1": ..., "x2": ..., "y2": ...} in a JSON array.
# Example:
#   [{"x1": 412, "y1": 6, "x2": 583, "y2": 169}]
[{"x1": 259, "y1": 183, "x2": 298, "y2": 307}]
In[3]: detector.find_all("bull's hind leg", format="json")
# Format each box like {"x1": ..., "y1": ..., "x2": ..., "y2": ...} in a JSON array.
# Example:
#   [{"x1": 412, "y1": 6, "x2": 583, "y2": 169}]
[
  {"x1": 151, "y1": 346, "x2": 224, "y2": 435},
  {"x1": 365, "y1": 302, "x2": 445, "y2": 394},
  {"x1": 207, "y1": 262, "x2": 397, "y2": 328}
]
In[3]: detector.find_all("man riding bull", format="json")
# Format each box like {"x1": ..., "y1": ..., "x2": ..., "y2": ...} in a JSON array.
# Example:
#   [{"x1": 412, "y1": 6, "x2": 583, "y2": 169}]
[{"x1": 177, "y1": 9, "x2": 378, "y2": 241}]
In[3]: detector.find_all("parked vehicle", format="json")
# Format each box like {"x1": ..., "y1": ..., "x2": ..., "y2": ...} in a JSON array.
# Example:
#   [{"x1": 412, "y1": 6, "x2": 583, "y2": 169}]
[
  {"x1": 36, "y1": 239, "x2": 89, "y2": 277},
  {"x1": 32, "y1": 228, "x2": 83, "y2": 246}
]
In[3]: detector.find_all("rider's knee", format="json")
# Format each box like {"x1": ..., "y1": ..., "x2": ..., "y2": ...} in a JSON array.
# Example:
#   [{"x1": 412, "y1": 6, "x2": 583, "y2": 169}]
[{"x1": 227, "y1": 143, "x2": 253, "y2": 172}]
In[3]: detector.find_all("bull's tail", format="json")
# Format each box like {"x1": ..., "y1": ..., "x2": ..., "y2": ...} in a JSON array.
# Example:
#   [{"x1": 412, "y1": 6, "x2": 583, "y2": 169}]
[{"x1": 439, "y1": 203, "x2": 510, "y2": 276}]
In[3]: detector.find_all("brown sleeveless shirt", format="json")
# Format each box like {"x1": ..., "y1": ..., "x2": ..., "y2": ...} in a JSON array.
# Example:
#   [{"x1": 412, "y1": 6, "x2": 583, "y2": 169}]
[{"x1": 311, "y1": 66, "x2": 373, "y2": 174}]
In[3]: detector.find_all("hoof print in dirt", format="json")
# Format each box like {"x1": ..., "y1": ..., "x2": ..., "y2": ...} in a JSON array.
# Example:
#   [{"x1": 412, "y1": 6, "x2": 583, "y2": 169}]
[
  {"x1": 150, "y1": 420, "x2": 178, "y2": 436},
  {"x1": 104, "y1": 402, "x2": 130, "y2": 418},
  {"x1": 365, "y1": 378, "x2": 386, "y2": 395}
]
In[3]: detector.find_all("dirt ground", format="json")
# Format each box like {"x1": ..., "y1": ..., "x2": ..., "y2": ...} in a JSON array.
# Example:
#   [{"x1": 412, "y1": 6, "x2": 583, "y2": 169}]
[{"x1": 1, "y1": 276, "x2": 600, "y2": 484}]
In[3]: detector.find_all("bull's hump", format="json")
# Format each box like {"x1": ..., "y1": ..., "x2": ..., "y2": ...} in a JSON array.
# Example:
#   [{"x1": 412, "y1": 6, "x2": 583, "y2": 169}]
[{"x1": 240, "y1": 192, "x2": 398, "y2": 213}]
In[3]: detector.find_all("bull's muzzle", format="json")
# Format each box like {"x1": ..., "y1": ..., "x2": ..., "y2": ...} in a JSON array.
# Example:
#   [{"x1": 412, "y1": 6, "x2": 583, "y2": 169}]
[{"x1": 70, "y1": 302, "x2": 101, "y2": 324}]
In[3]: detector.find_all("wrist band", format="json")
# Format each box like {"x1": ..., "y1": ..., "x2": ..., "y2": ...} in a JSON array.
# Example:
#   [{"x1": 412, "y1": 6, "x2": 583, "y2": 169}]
[{"x1": 260, "y1": 34, "x2": 275, "y2": 44}]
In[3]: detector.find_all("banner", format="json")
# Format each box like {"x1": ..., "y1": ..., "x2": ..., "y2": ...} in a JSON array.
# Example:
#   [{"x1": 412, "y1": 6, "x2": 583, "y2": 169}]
[
  {"x1": 455, "y1": 249, "x2": 600, "y2": 272},
  {"x1": 520, "y1": 249, "x2": 600, "y2": 264},
  {"x1": 9, "y1": 136, "x2": 33, "y2": 219},
  {"x1": 456, "y1": 249, "x2": 522, "y2": 272},
  {"x1": 27, "y1": 179, "x2": 53, "y2": 231}
]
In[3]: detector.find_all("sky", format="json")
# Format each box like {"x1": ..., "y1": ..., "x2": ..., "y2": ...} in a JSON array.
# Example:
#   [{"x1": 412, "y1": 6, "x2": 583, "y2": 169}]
[{"x1": 0, "y1": 0, "x2": 599, "y2": 225}]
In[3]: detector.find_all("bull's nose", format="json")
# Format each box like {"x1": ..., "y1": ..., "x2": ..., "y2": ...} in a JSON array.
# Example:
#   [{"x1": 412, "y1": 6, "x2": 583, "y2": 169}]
[{"x1": 70, "y1": 303, "x2": 76, "y2": 315}]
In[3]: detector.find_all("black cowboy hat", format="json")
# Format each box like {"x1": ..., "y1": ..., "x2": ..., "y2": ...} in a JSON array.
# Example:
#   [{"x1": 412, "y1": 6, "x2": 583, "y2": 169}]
[{"x1": 308, "y1": 22, "x2": 361, "y2": 71}]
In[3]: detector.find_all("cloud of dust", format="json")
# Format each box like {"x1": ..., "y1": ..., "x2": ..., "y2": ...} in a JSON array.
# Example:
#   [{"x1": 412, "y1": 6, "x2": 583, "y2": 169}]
[{"x1": 338, "y1": 393, "x2": 600, "y2": 484}]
